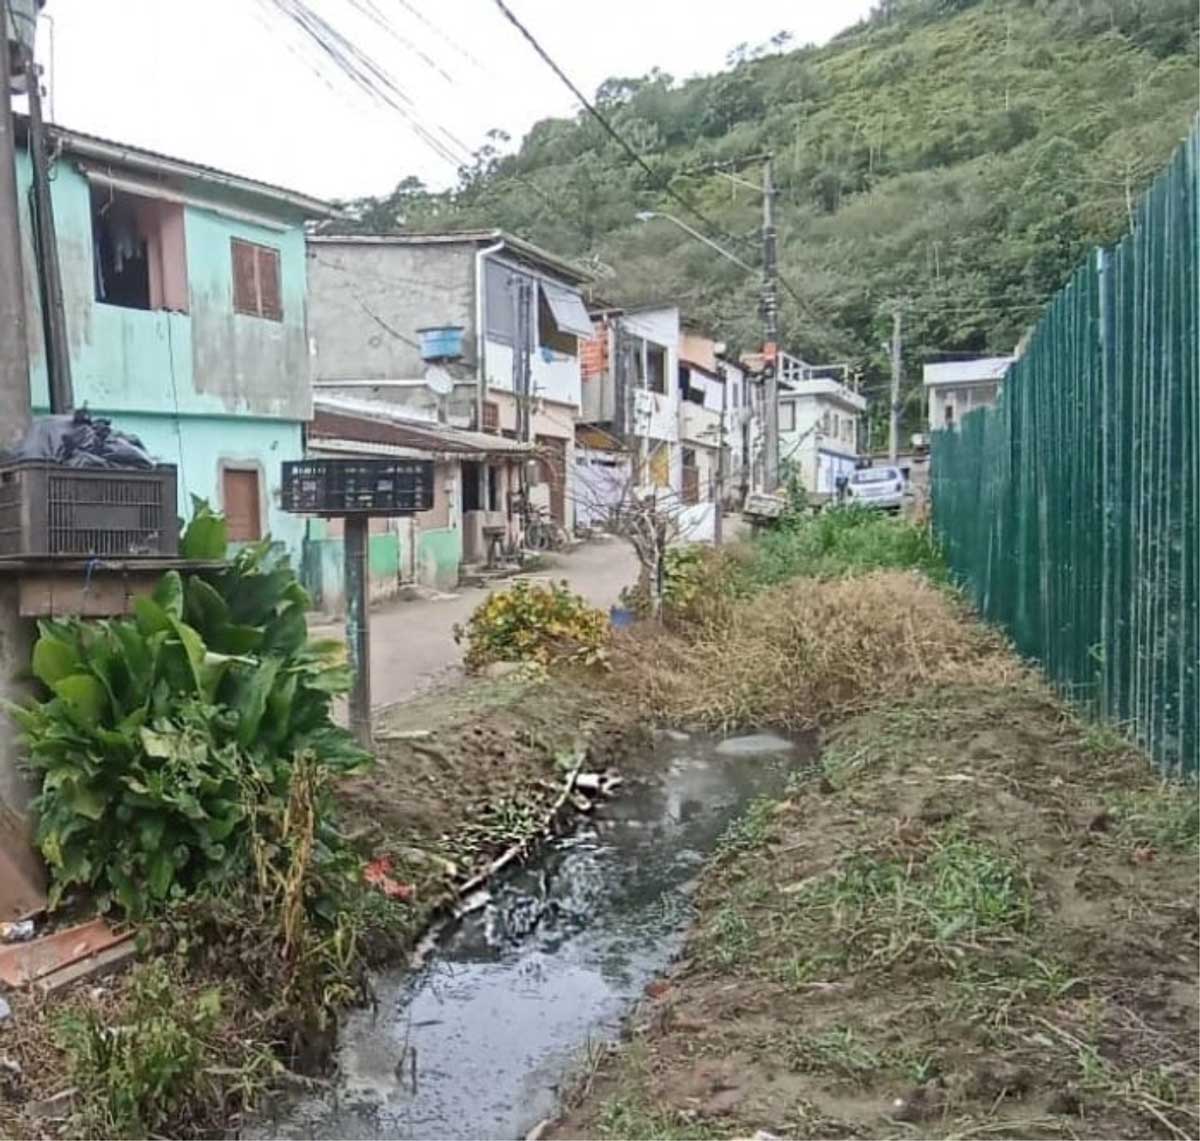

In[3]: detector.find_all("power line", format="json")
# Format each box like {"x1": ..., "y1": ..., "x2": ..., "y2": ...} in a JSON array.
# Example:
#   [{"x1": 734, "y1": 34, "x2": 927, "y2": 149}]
[{"x1": 488, "y1": 0, "x2": 745, "y2": 253}]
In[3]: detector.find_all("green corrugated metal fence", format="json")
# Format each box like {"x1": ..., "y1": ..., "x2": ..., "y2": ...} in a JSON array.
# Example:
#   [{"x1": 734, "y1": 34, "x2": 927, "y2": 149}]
[{"x1": 932, "y1": 124, "x2": 1198, "y2": 774}]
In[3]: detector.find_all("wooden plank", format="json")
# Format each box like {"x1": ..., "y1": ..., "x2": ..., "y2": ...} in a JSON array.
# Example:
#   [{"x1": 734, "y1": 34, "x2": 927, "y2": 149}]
[
  {"x1": 18, "y1": 569, "x2": 164, "y2": 617},
  {"x1": 0, "y1": 919, "x2": 130, "y2": 988}
]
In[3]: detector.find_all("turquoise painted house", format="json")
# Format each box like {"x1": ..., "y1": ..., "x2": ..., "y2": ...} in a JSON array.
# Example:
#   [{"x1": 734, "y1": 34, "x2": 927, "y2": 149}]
[{"x1": 12, "y1": 119, "x2": 335, "y2": 558}]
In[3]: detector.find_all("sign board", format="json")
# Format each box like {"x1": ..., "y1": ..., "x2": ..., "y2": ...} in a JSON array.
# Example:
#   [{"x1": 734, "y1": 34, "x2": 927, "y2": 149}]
[{"x1": 743, "y1": 491, "x2": 786, "y2": 519}]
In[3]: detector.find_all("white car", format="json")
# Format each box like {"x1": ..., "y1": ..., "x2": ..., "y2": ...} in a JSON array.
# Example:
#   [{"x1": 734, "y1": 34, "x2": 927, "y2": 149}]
[{"x1": 845, "y1": 466, "x2": 905, "y2": 511}]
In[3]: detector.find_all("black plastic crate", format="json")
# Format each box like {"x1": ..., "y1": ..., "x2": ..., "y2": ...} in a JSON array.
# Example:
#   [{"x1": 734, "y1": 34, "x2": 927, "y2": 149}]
[
  {"x1": 282, "y1": 459, "x2": 435, "y2": 516},
  {"x1": 0, "y1": 462, "x2": 179, "y2": 557}
]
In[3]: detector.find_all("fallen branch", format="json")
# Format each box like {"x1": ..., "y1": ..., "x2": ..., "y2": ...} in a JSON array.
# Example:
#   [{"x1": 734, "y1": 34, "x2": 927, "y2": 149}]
[{"x1": 409, "y1": 748, "x2": 588, "y2": 969}]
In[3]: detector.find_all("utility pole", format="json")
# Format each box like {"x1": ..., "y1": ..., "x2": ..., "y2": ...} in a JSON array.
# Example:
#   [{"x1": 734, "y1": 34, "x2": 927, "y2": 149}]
[
  {"x1": 714, "y1": 364, "x2": 728, "y2": 545},
  {"x1": 761, "y1": 155, "x2": 780, "y2": 490},
  {"x1": 516, "y1": 277, "x2": 533, "y2": 443},
  {"x1": 22, "y1": 41, "x2": 71, "y2": 411},
  {"x1": 0, "y1": 9, "x2": 45, "y2": 904},
  {"x1": 0, "y1": 8, "x2": 31, "y2": 435},
  {"x1": 889, "y1": 306, "x2": 903, "y2": 464}
]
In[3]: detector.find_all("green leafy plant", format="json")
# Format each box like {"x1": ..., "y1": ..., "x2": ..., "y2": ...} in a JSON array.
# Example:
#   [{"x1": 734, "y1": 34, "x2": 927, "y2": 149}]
[
  {"x1": 455, "y1": 578, "x2": 608, "y2": 671},
  {"x1": 57, "y1": 961, "x2": 271, "y2": 1140},
  {"x1": 11, "y1": 503, "x2": 370, "y2": 917}
]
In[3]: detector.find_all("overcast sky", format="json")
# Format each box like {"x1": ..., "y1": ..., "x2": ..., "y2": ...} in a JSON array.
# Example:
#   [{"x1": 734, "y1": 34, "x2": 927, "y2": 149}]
[{"x1": 29, "y1": 0, "x2": 874, "y2": 203}]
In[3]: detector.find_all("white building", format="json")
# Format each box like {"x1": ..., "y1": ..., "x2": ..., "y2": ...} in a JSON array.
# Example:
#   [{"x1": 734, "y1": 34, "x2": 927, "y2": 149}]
[
  {"x1": 923, "y1": 356, "x2": 1014, "y2": 431},
  {"x1": 577, "y1": 304, "x2": 681, "y2": 512},
  {"x1": 776, "y1": 356, "x2": 866, "y2": 496}
]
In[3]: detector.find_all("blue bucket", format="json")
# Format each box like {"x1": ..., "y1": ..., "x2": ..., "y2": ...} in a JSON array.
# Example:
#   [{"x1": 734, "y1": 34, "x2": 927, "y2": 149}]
[
  {"x1": 417, "y1": 325, "x2": 465, "y2": 361},
  {"x1": 610, "y1": 606, "x2": 635, "y2": 630}
]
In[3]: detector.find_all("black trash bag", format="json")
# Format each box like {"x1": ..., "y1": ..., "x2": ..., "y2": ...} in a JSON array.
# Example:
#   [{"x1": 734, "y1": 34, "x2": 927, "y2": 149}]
[{"x1": 0, "y1": 410, "x2": 156, "y2": 469}]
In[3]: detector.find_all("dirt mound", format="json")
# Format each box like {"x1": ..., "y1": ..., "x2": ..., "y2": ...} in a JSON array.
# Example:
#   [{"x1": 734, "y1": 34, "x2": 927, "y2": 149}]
[{"x1": 557, "y1": 678, "x2": 1199, "y2": 1140}]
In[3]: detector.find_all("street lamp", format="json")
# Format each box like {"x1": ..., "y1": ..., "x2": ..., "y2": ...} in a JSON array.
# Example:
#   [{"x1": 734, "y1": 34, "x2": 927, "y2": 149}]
[{"x1": 635, "y1": 210, "x2": 760, "y2": 276}]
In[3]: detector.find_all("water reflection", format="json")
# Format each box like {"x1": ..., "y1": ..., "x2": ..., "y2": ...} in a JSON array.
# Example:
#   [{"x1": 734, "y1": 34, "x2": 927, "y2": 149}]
[{"x1": 255, "y1": 732, "x2": 812, "y2": 1141}]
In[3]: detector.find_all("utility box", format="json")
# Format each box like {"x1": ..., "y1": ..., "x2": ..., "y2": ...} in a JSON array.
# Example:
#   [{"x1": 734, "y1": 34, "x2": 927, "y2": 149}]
[{"x1": 0, "y1": 463, "x2": 178, "y2": 558}]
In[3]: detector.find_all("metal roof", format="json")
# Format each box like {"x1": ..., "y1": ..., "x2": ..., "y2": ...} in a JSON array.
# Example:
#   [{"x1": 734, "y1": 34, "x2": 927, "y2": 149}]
[
  {"x1": 14, "y1": 115, "x2": 338, "y2": 219},
  {"x1": 923, "y1": 357, "x2": 1014, "y2": 387},
  {"x1": 312, "y1": 395, "x2": 533, "y2": 458},
  {"x1": 308, "y1": 229, "x2": 591, "y2": 285}
]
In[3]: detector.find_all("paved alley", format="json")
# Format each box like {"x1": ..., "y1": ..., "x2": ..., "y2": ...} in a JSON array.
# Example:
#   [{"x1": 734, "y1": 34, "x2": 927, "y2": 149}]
[{"x1": 320, "y1": 539, "x2": 639, "y2": 709}]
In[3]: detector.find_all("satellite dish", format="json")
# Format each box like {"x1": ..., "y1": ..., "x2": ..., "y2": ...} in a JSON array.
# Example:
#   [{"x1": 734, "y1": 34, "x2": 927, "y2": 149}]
[{"x1": 424, "y1": 365, "x2": 453, "y2": 396}]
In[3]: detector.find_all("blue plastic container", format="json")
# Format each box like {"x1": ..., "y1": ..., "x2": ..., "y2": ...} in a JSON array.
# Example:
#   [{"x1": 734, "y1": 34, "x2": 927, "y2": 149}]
[
  {"x1": 610, "y1": 606, "x2": 635, "y2": 630},
  {"x1": 417, "y1": 325, "x2": 465, "y2": 361}
]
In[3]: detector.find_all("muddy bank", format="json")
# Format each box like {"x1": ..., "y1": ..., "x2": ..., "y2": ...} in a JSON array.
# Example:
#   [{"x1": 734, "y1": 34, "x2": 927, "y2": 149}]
[
  {"x1": 337, "y1": 671, "x2": 647, "y2": 960},
  {"x1": 555, "y1": 680, "x2": 1199, "y2": 1140}
]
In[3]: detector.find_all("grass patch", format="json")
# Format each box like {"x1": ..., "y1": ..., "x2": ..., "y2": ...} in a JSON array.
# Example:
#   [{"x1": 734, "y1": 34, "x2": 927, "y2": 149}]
[
  {"x1": 787, "y1": 828, "x2": 1033, "y2": 973},
  {"x1": 1108, "y1": 785, "x2": 1200, "y2": 852},
  {"x1": 56, "y1": 962, "x2": 275, "y2": 1140},
  {"x1": 715, "y1": 796, "x2": 778, "y2": 855},
  {"x1": 596, "y1": 1097, "x2": 725, "y2": 1141},
  {"x1": 737, "y1": 506, "x2": 948, "y2": 591},
  {"x1": 697, "y1": 903, "x2": 759, "y2": 971}
]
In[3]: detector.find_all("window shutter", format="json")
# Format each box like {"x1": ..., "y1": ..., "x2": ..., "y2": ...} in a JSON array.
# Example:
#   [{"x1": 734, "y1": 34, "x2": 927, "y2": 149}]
[
  {"x1": 482, "y1": 401, "x2": 499, "y2": 432},
  {"x1": 258, "y1": 247, "x2": 282, "y2": 320},
  {"x1": 231, "y1": 240, "x2": 258, "y2": 315}
]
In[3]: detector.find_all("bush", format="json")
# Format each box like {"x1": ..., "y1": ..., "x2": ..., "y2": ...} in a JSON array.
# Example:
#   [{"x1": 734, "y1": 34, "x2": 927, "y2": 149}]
[
  {"x1": 736, "y1": 506, "x2": 947, "y2": 592},
  {"x1": 11, "y1": 504, "x2": 371, "y2": 917},
  {"x1": 455, "y1": 579, "x2": 608, "y2": 671}
]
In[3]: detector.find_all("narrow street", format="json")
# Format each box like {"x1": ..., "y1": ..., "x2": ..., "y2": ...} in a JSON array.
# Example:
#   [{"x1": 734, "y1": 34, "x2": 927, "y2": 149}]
[{"x1": 317, "y1": 539, "x2": 639, "y2": 709}]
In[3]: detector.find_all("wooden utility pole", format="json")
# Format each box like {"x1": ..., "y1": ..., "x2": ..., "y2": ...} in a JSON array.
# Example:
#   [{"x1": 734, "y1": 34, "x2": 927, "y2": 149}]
[
  {"x1": 889, "y1": 307, "x2": 902, "y2": 464},
  {"x1": 761, "y1": 155, "x2": 780, "y2": 490}
]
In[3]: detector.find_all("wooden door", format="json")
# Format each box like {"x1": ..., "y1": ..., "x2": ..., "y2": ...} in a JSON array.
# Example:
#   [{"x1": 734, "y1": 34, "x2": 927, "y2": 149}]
[
  {"x1": 535, "y1": 435, "x2": 567, "y2": 525},
  {"x1": 223, "y1": 469, "x2": 261, "y2": 542}
]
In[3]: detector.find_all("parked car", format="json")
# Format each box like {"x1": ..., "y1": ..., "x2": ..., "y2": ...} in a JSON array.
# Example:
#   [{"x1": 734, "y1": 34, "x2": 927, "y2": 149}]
[{"x1": 846, "y1": 466, "x2": 905, "y2": 511}]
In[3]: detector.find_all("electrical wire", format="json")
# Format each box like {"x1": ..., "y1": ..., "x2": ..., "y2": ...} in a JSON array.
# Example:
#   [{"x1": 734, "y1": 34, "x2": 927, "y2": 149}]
[{"x1": 488, "y1": 0, "x2": 748, "y2": 254}]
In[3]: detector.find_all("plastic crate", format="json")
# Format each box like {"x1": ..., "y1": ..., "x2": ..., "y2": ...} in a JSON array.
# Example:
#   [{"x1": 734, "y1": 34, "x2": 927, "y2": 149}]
[
  {"x1": 0, "y1": 463, "x2": 178, "y2": 558},
  {"x1": 282, "y1": 459, "x2": 435, "y2": 516}
]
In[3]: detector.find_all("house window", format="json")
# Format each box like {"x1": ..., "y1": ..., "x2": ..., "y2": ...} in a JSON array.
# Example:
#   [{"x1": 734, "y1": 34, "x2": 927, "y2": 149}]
[
  {"x1": 222, "y1": 469, "x2": 262, "y2": 542},
  {"x1": 537, "y1": 287, "x2": 579, "y2": 357},
  {"x1": 487, "y1": 465, "x2": 501, "y2": 512},
  {"x1": 646, "y1": 343, "x2": 667, "y2": 395},
  {"x1": 231, "y1": 239, "x2": 283, "y2": 321},
  {"x1": 90, "y1": 185, "x2": 188, "y2": 312},
  {"x1": 945, "y1": 403, "x2": 955, "y2": 428},
  {"x1": 780, "y1": 401, "x2": 796, "y2": 432},
  {"x1": 484, "y1": 258, "x2": 533, "y2": 347},
  {"x1": 481, "y1": 401, "x2": 499, "y2": 432}
]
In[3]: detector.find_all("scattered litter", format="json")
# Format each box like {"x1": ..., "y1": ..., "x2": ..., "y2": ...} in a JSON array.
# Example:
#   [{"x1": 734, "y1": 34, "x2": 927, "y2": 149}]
[
  {"x1": 0, "y1": 996, "x2": 10, "y2": 1023},
  {"x1": 0, "y1": 919, "x2": 35, "y2": 943},
  {"x1": 28, "y1": 1087, "x2": 77, "y2": 1120},
  {"x1": 570, "y1": 793, "x2": 595, "y2": 814},
  {"x1": 0, "y1": 917, "x2": 134, "y2": 990},
  {"x1": 376, "y1": 729, "x2": 434, "y2": 742},
  {"x1": 714, "y1": 733, "x2": 795, "y2": 757},
  {"x1": 363, "y1": 856, "x2": 416, "y2": 901},
  {"x1": 574, "y1": 770, "x2": 623, "y2": 797}
]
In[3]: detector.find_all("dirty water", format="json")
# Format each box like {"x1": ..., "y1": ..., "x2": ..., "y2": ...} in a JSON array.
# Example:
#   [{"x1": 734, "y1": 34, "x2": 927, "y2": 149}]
[{"x1": 254, "y1": 730, "x2": 813, "y2": 1141}]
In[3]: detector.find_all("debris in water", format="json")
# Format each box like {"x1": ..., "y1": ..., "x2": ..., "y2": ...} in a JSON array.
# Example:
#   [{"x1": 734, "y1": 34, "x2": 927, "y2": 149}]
[
  {"x1": 714, "y1": 733, "x2": 795, "y2": 757},
  {"x1": 0, "y1": 920, "x2": 35, "y2": 944}
]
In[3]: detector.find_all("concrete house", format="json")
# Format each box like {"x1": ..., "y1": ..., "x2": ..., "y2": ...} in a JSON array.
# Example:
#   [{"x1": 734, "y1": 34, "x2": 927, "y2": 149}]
[
  {"x1": 776, "y1": 355, "x2": 866, "y2": 496},
  {"x1": 923, "y1": 356, "x2": 1014, "y2": 431},
  {"x1": 677, "y1": 325, "x2": 726, "y2": 507},
  {"x1": 306, "y1": 231, "x2": 593, "y2": 548},
  {"x1": 12, "y1": 119, "x2": 334, "y2": 558},
  {"x1": 302, "y1": 395, "x2": 531, "y2": 609},
  {"x1": 576, "y1": 304, "x2": 682, "y2": 526}
]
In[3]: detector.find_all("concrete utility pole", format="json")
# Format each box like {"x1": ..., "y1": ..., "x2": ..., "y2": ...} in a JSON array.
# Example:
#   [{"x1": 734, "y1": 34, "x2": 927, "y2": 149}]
[
  {"x1": 0, "y1": 8, "x2": 31, "y2": 434},
  {"x1": 889, "y1": 307, "x2": 903, "y2": 464},
  {"x1": 516, "y1": 276, "x2": 533, "y2": 443},
  {"x1": 0, "y1": 9, "x2": 45, "y2": 906},
  {"x1": 761, "y1": 155, "x2": 780, "y2": 490},
  {"x1": 344, "y1": 515, "x2": 371, "y2": 748},
  {"x1": 714, "y1": 364, "x2": 728, "y2": 545},
  {"x1": 22, "y1": 42, "x2": 71, "y2": 411}
]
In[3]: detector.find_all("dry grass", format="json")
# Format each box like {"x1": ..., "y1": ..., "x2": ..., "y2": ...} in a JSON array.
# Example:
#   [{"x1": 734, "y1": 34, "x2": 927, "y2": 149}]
[{"x1": 611, "y1": 570, "x2": 1021, "y2": 731}]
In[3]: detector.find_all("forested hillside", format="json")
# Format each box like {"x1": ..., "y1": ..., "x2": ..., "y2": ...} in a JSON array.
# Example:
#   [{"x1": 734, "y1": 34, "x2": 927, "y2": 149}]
[{"x1": 331, "y1": 0, "x2": 1197, "y2": 427}]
